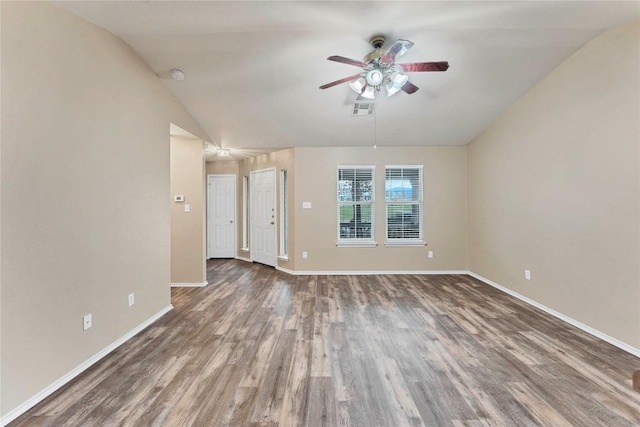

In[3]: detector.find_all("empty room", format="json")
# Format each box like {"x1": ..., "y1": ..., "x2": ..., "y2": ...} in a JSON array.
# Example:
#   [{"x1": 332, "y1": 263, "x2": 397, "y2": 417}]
[{"x1": 1, "y1": 1, "x2": 639, "y2": 426}]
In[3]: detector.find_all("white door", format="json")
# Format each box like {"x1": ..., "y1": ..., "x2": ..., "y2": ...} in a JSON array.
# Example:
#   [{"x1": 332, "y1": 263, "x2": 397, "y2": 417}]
[
  {"x1": 250, "y1": 168, "x2": 276, "y2": 267},
  {"x1": 207, "y1": 174, "x2": 236, "y2": 258}
]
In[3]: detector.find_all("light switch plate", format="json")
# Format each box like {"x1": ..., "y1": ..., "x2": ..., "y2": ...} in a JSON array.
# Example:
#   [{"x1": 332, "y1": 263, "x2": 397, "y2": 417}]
[
  {"x1": 302, "y1": 202, "x2": 312, "y2": 209},
  {"x1": 83, "y1": 313, "x2": 92, "y2": 331},
  {"x1": 184, "y1": 204, "x2": 191, "y2": 213}
]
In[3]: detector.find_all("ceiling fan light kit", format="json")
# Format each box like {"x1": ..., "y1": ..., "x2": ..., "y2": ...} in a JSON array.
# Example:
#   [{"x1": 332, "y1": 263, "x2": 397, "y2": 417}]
[
  {"x1": 349, "y1": 77, "x2": 366, "y2": 93},
  {"x1": 320, "y1": 35, "x2": 449, "y2": 99},
  {"x1": 365, "y1": 69, "x2": 384, "y2": 86},
  {"x1": 361, "y1": 85, "x2": 376, "y2": 99}
]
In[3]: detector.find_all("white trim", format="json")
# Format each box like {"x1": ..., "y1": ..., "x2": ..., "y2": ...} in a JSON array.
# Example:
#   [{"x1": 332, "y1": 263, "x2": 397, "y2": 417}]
[
  {"x1": 276, "y1": 269, "x2": 467, "y2": 276},
  {"x1": 0, "y1": 305, "x2": 174, "y2": 426},
  {"x1": 336, "y1": 241, "x2": 378, "y2": 248},
  {"x1": 242, "y1": 176, "x2": 249, "y2": 250},
  {"x1": 275, "y1": 265, "x2": 296, "y2": 275},
  {"x1": 385, "y1": 164, "x2": 425, "y2": 169},
  {"x1": 279, "y1": 169, "x2": 288, "y2": 258},
  {"x1": 235, "y1": 255, "x2": 252, "y2": 263},
  {"x1": 384, "y1": 241, "x2": 426, "y2": 247},
  {"x1": 170, "y1": 281, "x2": 208, "y2": 287},
  {"x1": 277, "y1": 255, "x2": 289, "y2": 261},
  {"x1": 468, "y1": 271, "x2": 640, "y2": 358}
]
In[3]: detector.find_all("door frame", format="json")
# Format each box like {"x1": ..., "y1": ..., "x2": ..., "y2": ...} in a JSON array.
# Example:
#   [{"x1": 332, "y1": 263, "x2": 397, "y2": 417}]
[
  {"x1": 207, "y1": 174, "x2": 237, "y2": 259},
  {"x1": 249, "y1": 167, "x2": 277, "y2": 266}
]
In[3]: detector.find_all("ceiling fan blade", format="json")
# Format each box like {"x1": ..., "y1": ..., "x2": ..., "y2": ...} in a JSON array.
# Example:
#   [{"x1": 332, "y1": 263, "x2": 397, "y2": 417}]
[
  {"x1": 319, "y1": 73, "x2": 362, "y2": 90},
  {"x1": 401, "y1": 61, "x2": 449, "y2": 72},
  {"x1": 327, "y1": 55, "x2": 368, "y2": 68},
  {"x1": 401, "y1": 81, "x2": 419, "y2": 94},
  {"x1": 379, "y1": 39, "x2": 414, "y2": 65}
]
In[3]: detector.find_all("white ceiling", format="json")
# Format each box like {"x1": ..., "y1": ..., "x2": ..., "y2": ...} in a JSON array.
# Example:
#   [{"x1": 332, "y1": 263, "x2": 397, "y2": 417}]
[{"x1": 56, "y1": 1, "x2": 640, "y2": 155}]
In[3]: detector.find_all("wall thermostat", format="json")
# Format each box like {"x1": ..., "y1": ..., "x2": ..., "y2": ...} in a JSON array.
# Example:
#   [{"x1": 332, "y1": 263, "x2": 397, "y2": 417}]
[{"x1": 174, "y1": 195, "x2": 185, "y2": 202}]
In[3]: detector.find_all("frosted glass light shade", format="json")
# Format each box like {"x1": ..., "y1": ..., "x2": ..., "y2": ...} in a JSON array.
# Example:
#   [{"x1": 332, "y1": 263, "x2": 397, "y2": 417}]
[
  {"x1": 361, "y1": 85, "x2": 376, "y2": 99},
  {"x1": 386, "y1": 73, "x2": 409, "y2": 96},
  {"x1": 349, "y1": 77, "x2": 366, "y2": 94}
]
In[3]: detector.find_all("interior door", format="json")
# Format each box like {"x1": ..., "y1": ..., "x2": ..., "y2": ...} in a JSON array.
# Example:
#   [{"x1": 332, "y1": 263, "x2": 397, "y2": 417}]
[
  {"x1": 207, "y1": 174, "x2": 236, "y2": 258},
  {"x1": 250, "y1": 168, "x2": 276, "y2": 267}
]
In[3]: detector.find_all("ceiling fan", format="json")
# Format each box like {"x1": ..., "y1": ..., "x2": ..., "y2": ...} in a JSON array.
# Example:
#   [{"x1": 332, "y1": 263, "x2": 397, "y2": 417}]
[{"x1": 319, "y1": 35, "x2": 449, "y2": 99}]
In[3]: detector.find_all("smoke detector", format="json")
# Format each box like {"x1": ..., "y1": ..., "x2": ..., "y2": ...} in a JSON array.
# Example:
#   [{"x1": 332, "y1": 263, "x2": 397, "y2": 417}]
[{"x1": 170, "y1": 69, "x2": 185, "y2": 80}]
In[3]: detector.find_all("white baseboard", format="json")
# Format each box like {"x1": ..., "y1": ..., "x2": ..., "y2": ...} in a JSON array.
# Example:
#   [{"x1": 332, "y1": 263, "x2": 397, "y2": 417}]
[
  {"x1": 275, "y1": 267, "x2": 468, "y2": 276},
  {"x1": 1, "y1": 305, "x2": 174, "y2": 426},
  {"x1": 468, "y1": 271, "x2": 640, "y2": 358},
  {"x1": 170, "y1": 281, "x2": 208, "y2": 287},
  {"x1": 234, "y1": 256, "x2": 252, "y2": 263},
  {"x1": 275, "y1": 265, "x2": 295, "y2": 275}
]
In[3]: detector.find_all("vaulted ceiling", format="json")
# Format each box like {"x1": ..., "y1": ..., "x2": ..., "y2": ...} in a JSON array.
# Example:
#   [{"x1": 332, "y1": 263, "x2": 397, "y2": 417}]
[{"x1": 56, "y1": 1, "x2": 639, "y2": 157}]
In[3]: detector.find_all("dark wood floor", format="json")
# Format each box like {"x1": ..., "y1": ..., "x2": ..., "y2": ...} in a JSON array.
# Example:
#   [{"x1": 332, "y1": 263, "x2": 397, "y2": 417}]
[{"x1": 11, "y1": 259, "x2": 640, "y2": 426}]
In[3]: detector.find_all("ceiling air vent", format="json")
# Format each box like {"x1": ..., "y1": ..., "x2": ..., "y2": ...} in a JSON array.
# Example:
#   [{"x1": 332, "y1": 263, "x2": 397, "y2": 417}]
[{"x1": 352, "y1": 101, "x2": 375, "y2": 116}]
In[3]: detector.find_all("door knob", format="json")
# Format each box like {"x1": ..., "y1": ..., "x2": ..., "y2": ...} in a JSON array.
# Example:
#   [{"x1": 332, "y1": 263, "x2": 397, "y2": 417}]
[
  {"x1": 230, "y1": 220, "x2": 234, "y2": 223},
  {"x1": 270, "y1": 221, "x2": 274, "y2": 225}
]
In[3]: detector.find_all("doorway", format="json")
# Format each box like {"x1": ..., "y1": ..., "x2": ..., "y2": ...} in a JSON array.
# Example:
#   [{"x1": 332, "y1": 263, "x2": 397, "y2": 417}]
[
  {"x1": 207, "y1": 174, "x2": 237, "y2": 258},
  {"x1": 250, "y1": 168, "x2": 277, "y2": 267}
]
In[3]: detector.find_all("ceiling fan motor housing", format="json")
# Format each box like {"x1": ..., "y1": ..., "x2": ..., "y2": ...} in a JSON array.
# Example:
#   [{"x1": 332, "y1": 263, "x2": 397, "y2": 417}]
[
  {"x1": 364, "y1": 35, "x2": 387, "y2": 63},
  {"x1": 370, "y1": 35, "x2": 386, "y2": 49}
]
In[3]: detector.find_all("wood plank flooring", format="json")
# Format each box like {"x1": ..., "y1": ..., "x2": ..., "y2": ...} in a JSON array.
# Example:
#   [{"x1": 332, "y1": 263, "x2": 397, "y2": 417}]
[{"x1": 10, "y1": 259, "x2": 640, "y2": 426}]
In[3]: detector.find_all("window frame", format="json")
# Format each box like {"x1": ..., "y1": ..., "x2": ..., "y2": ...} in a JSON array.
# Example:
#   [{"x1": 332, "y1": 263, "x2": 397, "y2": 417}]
[
  {"x1": 384, "y1": 165, "x2": 425, "y2": 246},
  {"x1": 279, "y1": 169, "x2": 288, "y2": 259},
  {"x1": 336, "y1": 166, "x2": 377, "y2": 247}
]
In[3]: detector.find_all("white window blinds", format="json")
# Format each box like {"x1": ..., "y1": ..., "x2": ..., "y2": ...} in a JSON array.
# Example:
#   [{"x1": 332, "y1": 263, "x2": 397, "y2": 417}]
[
  {"x1": 385, "y1": 166, "x2": 423, "y2": 242},
  {"x1": 337, "y1": 167, "x2": 375, "y2": 242}
]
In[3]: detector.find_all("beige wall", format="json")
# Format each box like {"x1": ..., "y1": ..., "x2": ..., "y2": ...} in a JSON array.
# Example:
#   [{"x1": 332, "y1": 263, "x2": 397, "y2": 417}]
[
  {"x1": 237, "y1": 150, "x2": 295, "y2": 270},
  {"x1": 293, "y1": 146, "x2": 468, "y2": 271},
  {"x1": 468, "y1": 21, "x2": 640, "y2": 348},
  {"x1": 206, "y1": 160, "x2": 239, "y2": 176},
  {"x1": 171, "y1": 135, "x2": 206, "y2": 284},
  {"x1": 1, "y1": 2, "x2": 208, "y2": 417}
]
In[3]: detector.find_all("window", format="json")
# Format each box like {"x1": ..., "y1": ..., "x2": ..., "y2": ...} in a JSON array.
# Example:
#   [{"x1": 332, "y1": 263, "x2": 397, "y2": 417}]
[
  {"x1": 337, "y1": 167, "x2": 375, "y2": 246},
  {"x1": 242, "y1": 175, "x2": 249, "y2": 250},
  {"x1": 385, "y1": 166, "x2": 423, "y2": 244},
  {"x1": 279, "y1": 169, "x2": 288, "y2": 258}
]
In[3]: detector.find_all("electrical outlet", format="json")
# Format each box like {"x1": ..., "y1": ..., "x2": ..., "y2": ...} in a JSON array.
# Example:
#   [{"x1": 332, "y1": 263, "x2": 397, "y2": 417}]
[
  {"x1": 83, "y1": 314, "x2": 92, "y2": 331},
  {"x1": 302, "y1": 251, "x2": 308, "y2": 259},
  {"x1": 525, "y1": 270, "x2": 531, "y2": 280},
  {"x1": 128, "y1": 293, "x2": 135, "y2": 307},
  {"x1": 428, "y1": 251, "x2": 434, "y2": 258}
]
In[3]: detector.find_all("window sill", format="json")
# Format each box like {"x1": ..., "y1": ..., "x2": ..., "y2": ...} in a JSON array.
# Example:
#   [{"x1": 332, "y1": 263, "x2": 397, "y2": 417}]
[
  {"x1": 384, "y1": 241, "x2": 426, "y2": 247},
  {"x1": 278, "y1": 255, "x2": 289, "y2": 261},
  {"x1": 336, "y1": 241, "x2": 378, "y2": 248}
]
